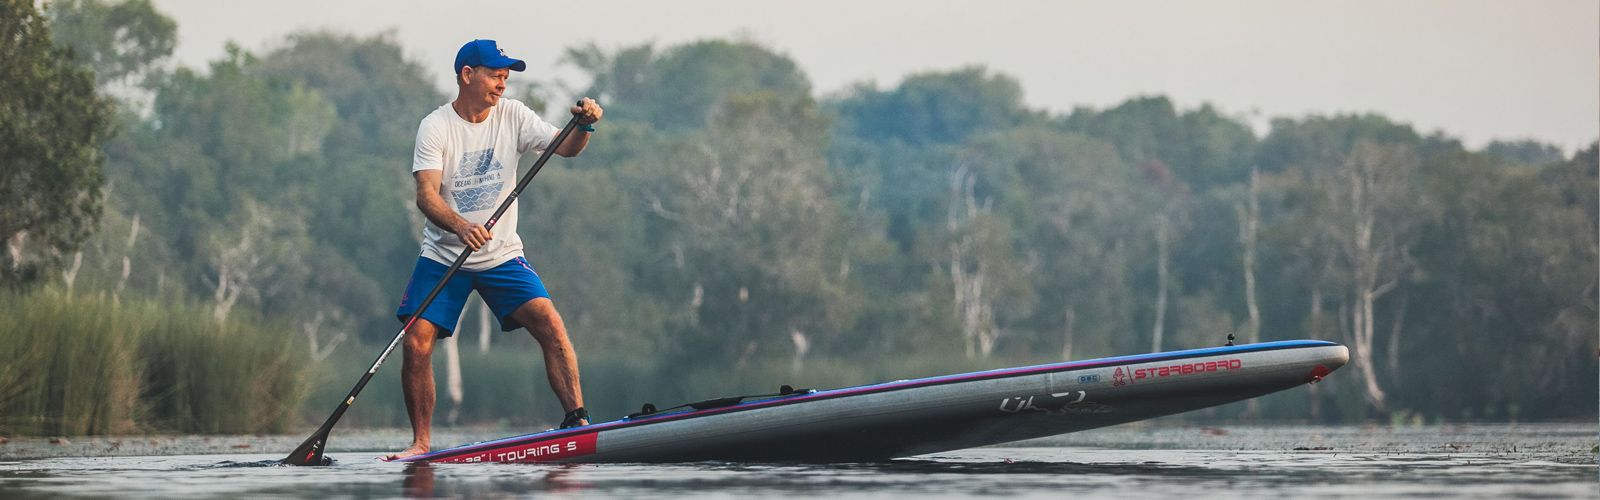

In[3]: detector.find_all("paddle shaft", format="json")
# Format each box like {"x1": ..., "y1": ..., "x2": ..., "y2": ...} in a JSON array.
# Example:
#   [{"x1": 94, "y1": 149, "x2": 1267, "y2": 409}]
[{"x1": 286, "y1": 110, "x2": 584, "y2": 465}]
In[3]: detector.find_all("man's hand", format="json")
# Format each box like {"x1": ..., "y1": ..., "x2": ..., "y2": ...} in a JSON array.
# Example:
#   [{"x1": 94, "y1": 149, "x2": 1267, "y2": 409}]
[
  {"x1": 571, "y1": 98, "x2": 603, "y2": 125},
  {"x1": 451, "y1": 221, "x2": 493, "y2": 251}
]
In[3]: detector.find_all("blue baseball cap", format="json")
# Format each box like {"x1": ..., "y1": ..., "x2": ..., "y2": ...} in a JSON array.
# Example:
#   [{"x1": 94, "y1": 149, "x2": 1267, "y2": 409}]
[{"x1": 454, "y1": 39, "x2": 526, "y2": 74}]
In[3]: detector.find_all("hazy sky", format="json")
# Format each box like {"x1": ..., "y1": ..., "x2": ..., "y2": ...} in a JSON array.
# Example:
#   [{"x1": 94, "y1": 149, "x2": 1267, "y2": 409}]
[{"x1": 150, "y1": 0, "x2": 1598, "y2": 152}]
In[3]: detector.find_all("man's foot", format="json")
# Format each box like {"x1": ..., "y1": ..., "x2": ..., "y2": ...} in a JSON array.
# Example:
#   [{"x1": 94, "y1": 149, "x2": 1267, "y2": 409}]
[
  {"x1": 382, "y1": 444, "x2": 429, "y2": 461},
  {"x1": 560, "y1": 408, "x2": 589, "y2": 429}
]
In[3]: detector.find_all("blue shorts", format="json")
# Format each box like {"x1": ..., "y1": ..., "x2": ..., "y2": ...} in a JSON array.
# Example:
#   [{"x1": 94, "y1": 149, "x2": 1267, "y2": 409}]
[{"x1": 394, "y1": 256, "x2": 551, "y2": 337}]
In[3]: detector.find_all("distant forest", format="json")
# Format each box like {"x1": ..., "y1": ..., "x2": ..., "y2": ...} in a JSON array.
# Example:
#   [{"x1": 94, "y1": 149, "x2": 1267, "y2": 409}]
[{"x1": 10, "y1": 0, "x2": 1596, "y2": 425}]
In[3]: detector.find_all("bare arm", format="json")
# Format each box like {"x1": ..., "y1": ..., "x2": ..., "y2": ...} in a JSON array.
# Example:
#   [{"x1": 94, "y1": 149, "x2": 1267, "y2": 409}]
[
  {"x1": 554, "y1": 130, "x2": 589, "y2": 157},
  {"x1": 414, "y1": 169, "x2": 492, "y2": 251},
  {"x1": 554, "y1": 98, "x2": 604, "y2": 157}
]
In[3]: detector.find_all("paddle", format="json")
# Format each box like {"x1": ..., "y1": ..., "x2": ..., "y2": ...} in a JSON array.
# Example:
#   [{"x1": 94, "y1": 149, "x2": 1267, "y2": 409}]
[{"x1": 283, "y1": 104, "x2": 588, "y2": 466}]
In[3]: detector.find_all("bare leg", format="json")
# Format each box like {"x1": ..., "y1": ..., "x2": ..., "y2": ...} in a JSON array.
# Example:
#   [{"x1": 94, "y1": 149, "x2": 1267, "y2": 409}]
[
  {"x1": 511, "y1": 298, "x2": 586, "y2": 424},
  {"x1": 385, "y1": 319, "x2": 440, "y2": 460}
]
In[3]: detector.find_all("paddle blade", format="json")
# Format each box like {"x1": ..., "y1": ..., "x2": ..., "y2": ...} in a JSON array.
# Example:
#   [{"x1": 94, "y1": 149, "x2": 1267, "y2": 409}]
[{"x1": 282, "y1": 432, "x2": 331, "y2": 466}]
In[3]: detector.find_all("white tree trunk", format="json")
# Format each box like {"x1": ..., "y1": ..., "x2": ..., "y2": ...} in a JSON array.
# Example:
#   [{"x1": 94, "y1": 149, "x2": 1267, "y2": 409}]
[
  {"x1": 1387, "y1": 295, "x2": 1408, "y2": 384},
  {"x1": 212, "y1": 264, "x2": 241, "y2": 323},
  {"x1": 302, "y1": 311, "x2": 347, "y2": 362},
  {"x1": 442, "y1": 335, "x2": 464, "y2": 426},
  {"x1": 117, "y1": 214, "x2": 139, "y2": 296},
  {"x1": 1346, "y1": 154, "x2": 1388, "y2": 412},
  {"x1": 1061, "y1": 307, "x2": 1076, "y2": 361},
  {"x1": 1310, "y1": 288, "x2": 1323, "y2": 337},
  {"x1": 1308, "y1": 289, "x2": 1324, "y2": 421},
  {"x1": 476, "y1": 295, "x2": 493, "y2": 354},
  {"x1": 7, "y1": 231, "x2": 26, "y2": 273},
  {"x1": 790, "y1": 329, "x2": 810, "y2": 375},
  {"x1": 1151, "y1": 215, "x2": 1169, "y2": 353},
  {"x1": 948, "y1": 166, "x2": 998, "y2": 358},
  {"x1": 208, "y1": 220, "x2": 263, "y2": 324},
  {"x1": 1239, "y1": 167, "x2": 1262, "y2": 344},
  {"x1": 61, "y1": 252, "x2": 82, "y2": 290}
]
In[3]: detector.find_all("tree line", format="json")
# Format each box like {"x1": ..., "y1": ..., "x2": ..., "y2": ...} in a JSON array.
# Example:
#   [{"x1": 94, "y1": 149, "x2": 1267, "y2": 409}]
[{"x1": 5, "y1": 0, "x2": 1594, "y2": 424}]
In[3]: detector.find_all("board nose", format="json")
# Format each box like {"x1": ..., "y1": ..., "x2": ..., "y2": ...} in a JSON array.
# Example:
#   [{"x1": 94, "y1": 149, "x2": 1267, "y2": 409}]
[
  {"x1": 1325, "y1": 345, "x2": 1350, "y2": 370},
  {"x1": 1303, "y1": 345, "x2": 1350, "y2": 384}
]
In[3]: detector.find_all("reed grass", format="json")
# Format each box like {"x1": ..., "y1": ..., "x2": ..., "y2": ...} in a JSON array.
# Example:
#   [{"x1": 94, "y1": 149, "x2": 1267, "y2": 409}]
[{"x1": 0, "y1": 290, "x2": 304, "y2": 436}]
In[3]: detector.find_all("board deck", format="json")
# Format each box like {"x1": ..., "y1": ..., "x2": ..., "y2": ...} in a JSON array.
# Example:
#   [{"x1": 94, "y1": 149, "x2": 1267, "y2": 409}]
[{"x1": 396, "y1": 340, "x2": 1347, "y2": 463}]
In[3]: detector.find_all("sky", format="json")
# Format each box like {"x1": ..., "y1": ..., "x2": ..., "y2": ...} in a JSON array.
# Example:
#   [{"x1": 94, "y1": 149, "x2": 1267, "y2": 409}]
[{"x1": 149, "y1": 0, "x2": 1598, "y2": 153}]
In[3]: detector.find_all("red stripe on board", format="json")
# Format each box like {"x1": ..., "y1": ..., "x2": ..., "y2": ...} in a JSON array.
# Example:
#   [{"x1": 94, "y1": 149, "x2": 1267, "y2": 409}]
[{"x1": 432, "y1": 431, "x2": 597, "y2": 464}]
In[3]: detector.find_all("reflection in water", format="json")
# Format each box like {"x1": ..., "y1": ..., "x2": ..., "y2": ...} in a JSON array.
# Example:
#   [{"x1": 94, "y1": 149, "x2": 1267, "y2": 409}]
[
  {"x1": 401, "y1": 462, "x2": 434, "y2": 497},
  {"x1": 541, "y1": 464, "x2": 588, "y2": 493},
  {"x1": 400, "y1": 461, "x2": 590, "y2": 497},
  {"x1": 852, "y1": 458, "x2": 1222, "y2": 477}
]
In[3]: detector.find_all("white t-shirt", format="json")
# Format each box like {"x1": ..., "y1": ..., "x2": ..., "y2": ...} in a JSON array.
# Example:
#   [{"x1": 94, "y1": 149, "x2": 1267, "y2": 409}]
[{"x1": 412, "y1": 98, "x2": 561, "y2": 270}]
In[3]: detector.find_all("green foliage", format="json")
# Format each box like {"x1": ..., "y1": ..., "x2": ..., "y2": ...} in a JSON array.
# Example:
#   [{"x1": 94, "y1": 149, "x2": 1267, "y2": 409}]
[
  {"x1": 630, "y1": 92, "x2": 861, "y2": 360},
  {"x1": 46, "y1": 0, "x2": 175, "y2": 86},
  {"x1": 1255, "y1": 114, "x2": 1421, "y2": 173},
  {"x1": 834, "y1": 66, "x2": 1031, "y2": 147},
  {"x1": 0, "y1": 0, "x2": 114, "y2": 286},
  {"x1": 0, "y1": 290, "x2": 304, "y2": 435},
  {"x1": 517, "y1": 166, "x2": 663, "y2": 354},
  {"x1": 1398, "y1": 145, "x2": 1598, "y2": 418},
  {"x1": 1059, "y1": 96, "x2": 1257, "y2": 189},
  {"x1": 954, "y1": 128, "x2": 1143, "y2": 357},
  {"x1": 569, "y1": 39, "x2": 811, "y2": 130},
  {"x1": 1482, "y1": 139, "x2": 1565, "y2": 166}
]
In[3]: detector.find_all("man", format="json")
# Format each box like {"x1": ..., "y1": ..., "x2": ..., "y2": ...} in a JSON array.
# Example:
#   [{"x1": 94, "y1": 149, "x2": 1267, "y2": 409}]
[{"x1": 386, "y1": 39, "x2": 604, "y2": 461}]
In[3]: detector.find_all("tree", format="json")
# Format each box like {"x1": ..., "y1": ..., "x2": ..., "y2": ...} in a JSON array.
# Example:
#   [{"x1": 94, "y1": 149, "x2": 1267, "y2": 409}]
[
  {"x1": 942, "y1": 162, "x2": 1023, "y2": 358},
  {"x1": 947, "y1": 128, "x2": 1135, "y2": 359},
  {"x1": 0, "y1": 0, "x2": 115, "y2": 286},
  {"x1": 833, "y1": 66, "x2": 1032, "y2": 147},
  {"x1": 1236, "y1": 167, "x2": 1262, "y2": 345},
  {"x1": 562, "y1": 42, "x2": 655, "y2": 115},
  {"x1": 1059, "y1": 96, "x2": 1256, "y2": 189},
  {"x1": 633, "y1": 92, "x2": 858, "y2": 362},
  {"x1": 1398, "y1": 144, "x2": 1598, "y2": 419},
  {"x1": 1141, "y1": 158, "x2": 1192, "y2": 353},
  {"x1": 1255, "y1": 114, "x2": 1421, "y2": 175},
  {"x1": 567, "y1": 39, "x2": 811, "y2": 131},
  {"x1": 1481, "y1": 139, "x2": 1564, "y2": 166},
  {"x1": 1318, "y1": 141, "x2": 1430, "y2": 415},
  {"x1": 826, "y1": 67, "x2": 1036, "y2": 267},
  {"x1": 46, "y1": 0, "x2": 175, "y2": 87}
]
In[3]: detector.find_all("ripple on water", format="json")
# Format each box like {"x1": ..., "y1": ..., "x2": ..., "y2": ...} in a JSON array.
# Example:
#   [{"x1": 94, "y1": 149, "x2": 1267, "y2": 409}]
[{"x1": 0, "y1": 431, "x2": 1593, "y2": 499}]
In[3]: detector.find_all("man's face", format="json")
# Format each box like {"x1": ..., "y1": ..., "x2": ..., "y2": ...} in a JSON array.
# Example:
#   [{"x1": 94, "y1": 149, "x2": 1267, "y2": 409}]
[{"x1": 459, "y1": 66, "x2": 510, "y2": 107}]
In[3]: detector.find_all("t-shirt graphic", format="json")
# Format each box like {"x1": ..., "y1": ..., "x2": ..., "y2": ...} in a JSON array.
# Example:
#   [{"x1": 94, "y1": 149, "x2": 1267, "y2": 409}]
[{"x1": 452, "y1": 148, "x2": 504, "y2": 212}]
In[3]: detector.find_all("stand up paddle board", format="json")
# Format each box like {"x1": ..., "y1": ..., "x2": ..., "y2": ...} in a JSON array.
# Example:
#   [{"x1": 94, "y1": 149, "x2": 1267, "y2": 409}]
[{"x1": 395, "y1": 340, "x2": 1347, "y2": 463}]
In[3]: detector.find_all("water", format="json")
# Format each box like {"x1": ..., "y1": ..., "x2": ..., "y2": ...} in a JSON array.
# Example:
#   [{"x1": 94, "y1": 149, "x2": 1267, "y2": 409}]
[{"x1": 1, "y1": 424, "x2": 1593, "y2": 498}]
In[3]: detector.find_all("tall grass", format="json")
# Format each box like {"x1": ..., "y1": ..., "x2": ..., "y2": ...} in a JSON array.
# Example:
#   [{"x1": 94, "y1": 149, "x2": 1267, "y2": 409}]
[{"x1": 0, "y1": 290, "x2": 304, "y2": 436}]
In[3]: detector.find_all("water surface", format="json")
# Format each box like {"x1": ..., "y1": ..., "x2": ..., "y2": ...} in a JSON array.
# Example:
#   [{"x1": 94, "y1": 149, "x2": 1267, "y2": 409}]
[{"x1": 1, "y1": 424, "x2": 1592, "y2": 498}]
